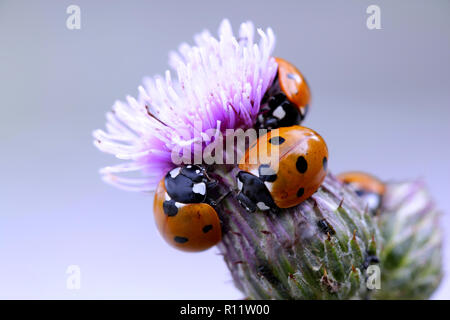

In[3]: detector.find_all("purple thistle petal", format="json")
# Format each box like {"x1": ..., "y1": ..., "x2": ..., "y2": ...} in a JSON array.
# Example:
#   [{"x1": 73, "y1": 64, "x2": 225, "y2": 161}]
[{"x1": 94, "y1": 20, "x2": 277, "y2": 191}]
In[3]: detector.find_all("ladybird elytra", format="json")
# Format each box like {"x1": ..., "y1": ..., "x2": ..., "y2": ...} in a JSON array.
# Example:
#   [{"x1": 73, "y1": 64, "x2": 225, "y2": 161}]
[
  {"x1": 337, "y1": 172, "x2": 385, "y2": 195},
  {"x1": 275, "y1": 57, "x2": 311, "y2": 110},
  {"x1": 153, "y1": 168, "x2": 222, "y2": 252},
  {"x1": 238, "y1": 125, "x2": 328, "y2": 210}
]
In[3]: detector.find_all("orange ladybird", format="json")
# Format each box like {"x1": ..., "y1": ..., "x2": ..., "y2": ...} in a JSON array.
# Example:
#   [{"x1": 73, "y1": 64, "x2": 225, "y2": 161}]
[
  {"x1": 237, "y1": 125, "x2": 328, "y2": 211},
  {"x1": 153, "y1": 166, "x2": 222, "y2": 252},
  {"x1": 337, "y1": 171, "x2": 385, "y2": 215},
  {"x1": 256, "y1": 57, "x2": 311, "y2": 130}
]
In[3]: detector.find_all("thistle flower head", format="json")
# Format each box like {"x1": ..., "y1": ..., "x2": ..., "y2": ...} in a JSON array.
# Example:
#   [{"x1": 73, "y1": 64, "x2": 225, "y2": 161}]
[
  {"x1": 374, "y1": 179, "x2": 443, "y2": 299},
  {"x1": 93, "y1": 19, "x2": 277, "y2": 191},
  {"x1": 93, "y1": 19, "x2": 443, "y2": 300}
]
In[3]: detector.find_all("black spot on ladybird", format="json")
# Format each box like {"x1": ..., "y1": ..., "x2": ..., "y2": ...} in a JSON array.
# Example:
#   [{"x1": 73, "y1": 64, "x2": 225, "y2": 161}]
[
  {"x1": 296, "y1": 187, "x2": 304, "y2": 197},
  {"x1": 268, "y1": 136, "x2": 285, "y2": 145},
  {"x1": 202, "y1": 225, "x2": 213, "y2": 233},
  {"x1": 296, "y1": 156, "x2": 308, "y2": 174},
  {"x1": 323, "y1": 157, "x2": 328, "y2": 171},
  {"x1": 163, "y1": 200, "x2": 178, "y2": 216},
  {"x1": 174, "y1": 236, "x2": 188, "y2": 244}
]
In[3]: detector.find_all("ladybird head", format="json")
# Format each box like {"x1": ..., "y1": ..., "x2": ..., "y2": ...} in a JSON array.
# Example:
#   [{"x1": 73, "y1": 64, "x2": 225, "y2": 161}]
[
  {"x1": 164, "y1": 164, "x2": 211, "y2": 204},
  {"x1": 337, "y1": 171, "x2": 385, "y2": 214},
  {"x1": 236, "y1": 171, "x2": 278, "y2": 213},
  {"x1": 255, "y1": 58, "x2": 310, "y2": 130}
]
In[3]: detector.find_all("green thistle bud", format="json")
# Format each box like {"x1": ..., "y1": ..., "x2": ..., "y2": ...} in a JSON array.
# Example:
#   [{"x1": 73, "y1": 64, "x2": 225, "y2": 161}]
[
  {"x1": 213, "y1": 167, "x2": 442, "y2": 300},
  {"x1": 374, "y1": 180, "x2": 443, "y2": 299}
]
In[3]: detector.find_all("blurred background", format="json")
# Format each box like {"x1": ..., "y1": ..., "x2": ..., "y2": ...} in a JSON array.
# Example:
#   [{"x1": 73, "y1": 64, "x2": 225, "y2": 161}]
[{"x1": 0, "y1": 0, "x2": 449, "y2": 299}]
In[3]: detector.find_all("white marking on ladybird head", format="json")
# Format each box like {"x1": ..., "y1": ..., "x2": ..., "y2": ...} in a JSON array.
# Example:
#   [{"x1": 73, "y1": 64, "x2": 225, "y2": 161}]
[
  {"x1": 192, "y1": 182, "x2": 206, "y2": 195},
  {"x1": 164, "y1": 192, "x2": 171, "y2": 201},
  {"x1": 363, "y1": 193, "x2": 381, "y2": 211},
  {"x1": 299, "y1": 106, "x2": 306, "y2": 117},
  {"x1": 175, "y1": 202, "x2": 184, "y2": 209},
  {"x1": 273, "y1": 106, "x2": 286, "y2": 120},
  {"x1": 169, "y1": 167, "x2": 181, "y2": 178},
  {"x1": 264, "y1": 181, "x2": 273, "y2": 192},
  {"x1": 237, "y1": 179, "x2": 243, "y2": 191},
  {"x1": 259, "y1": 165, "x2": 276, "y2": 177},
  {"x1": 195, "y1": 169, "x2": 200, "y2": 174},
  {"x1": 258, "y1": 114, "x2": 264, "y2": 123},
  {"x1": 257, "y1": 202, "x2": 271, "y2": 211},
  {"x1": 238, "y1": 199, "x2": 249, "y2": 211},
  {"x1": 187, "y1": 165, "x2": 192, "y2": 168}
]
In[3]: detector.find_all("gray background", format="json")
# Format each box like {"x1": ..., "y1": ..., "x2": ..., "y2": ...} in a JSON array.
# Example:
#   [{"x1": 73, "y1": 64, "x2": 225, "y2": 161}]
[{"x1": 0, "y1": 0, "x2": 449, "y2": 299}]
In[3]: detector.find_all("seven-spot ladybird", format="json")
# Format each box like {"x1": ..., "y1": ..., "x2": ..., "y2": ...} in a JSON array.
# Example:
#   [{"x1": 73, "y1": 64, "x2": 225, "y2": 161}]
[
  {"x1": 237, "y1": 125, "x2": 328, "y2": 212},
  {"x1": 337, "y1": 171, "x2": 385, "y2": 215},
  {"x1": 256, "y1": 57, "x2": 311, "y2": 130},
  {"x1": 153, "y1": 165, "x2": 222, "y2": 252}
]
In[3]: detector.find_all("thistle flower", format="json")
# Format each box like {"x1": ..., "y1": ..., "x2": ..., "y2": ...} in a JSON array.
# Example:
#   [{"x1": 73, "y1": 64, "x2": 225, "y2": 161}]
[
  {"x1": 215, "y1": 169, "x2": 381, "y2": 299},
  {"x1": 374, "y1": 180, "x2": 443, "y2": 299},
  {"x1": 93, "y1": 19, "x2": 276, "y2": 191},
  {"x1": 215, "y1": 169, "x2": 442, "y2": 299},
  {"x1": 93, "y1": 19, "x2": 443, "y2": 299}
]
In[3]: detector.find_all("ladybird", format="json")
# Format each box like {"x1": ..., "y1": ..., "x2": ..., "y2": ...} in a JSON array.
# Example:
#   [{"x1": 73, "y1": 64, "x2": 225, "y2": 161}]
[
  {"x1": 153, "y1": 165, "x2": 222, "y2": 252},
  {"x1": 256, "y1": 57, "x2": 311, "y2": 130},
  {"x1": 237, "y1": 125, "x2": 328, "y2": 212},
  {"x1": 337, "y1": 171, "x2": 385, "y2": 215}
]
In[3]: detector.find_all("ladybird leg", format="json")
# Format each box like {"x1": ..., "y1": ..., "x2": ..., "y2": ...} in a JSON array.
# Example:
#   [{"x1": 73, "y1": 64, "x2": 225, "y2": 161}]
[
  {"x1": 263, "y1": 117, "x2": 279, "y2": 130},
  {"x1": 269, "y1": 206, "x2": 280, "y2": 214},
  {"x1": 206, "y1": 180, "x2": 218, "y2": 189},
  {"x1": 237, "y1": 192, "x2": 257, "y2": 213},
  {"x1": 206, "y1": 199, "x2": 217, "y2": 207},
  {"x1": 203, "y1": 168, "x2": 215, "y2": 180},
  {"x1": 203, "y1": 169, "x2": 219, "y2": 190},
  {"x1": 209, "y1": 189, "x2": 232, "y2": 207},
  {"x1": 203, "y1": 179, "x2": 227, "y2": 207}
]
